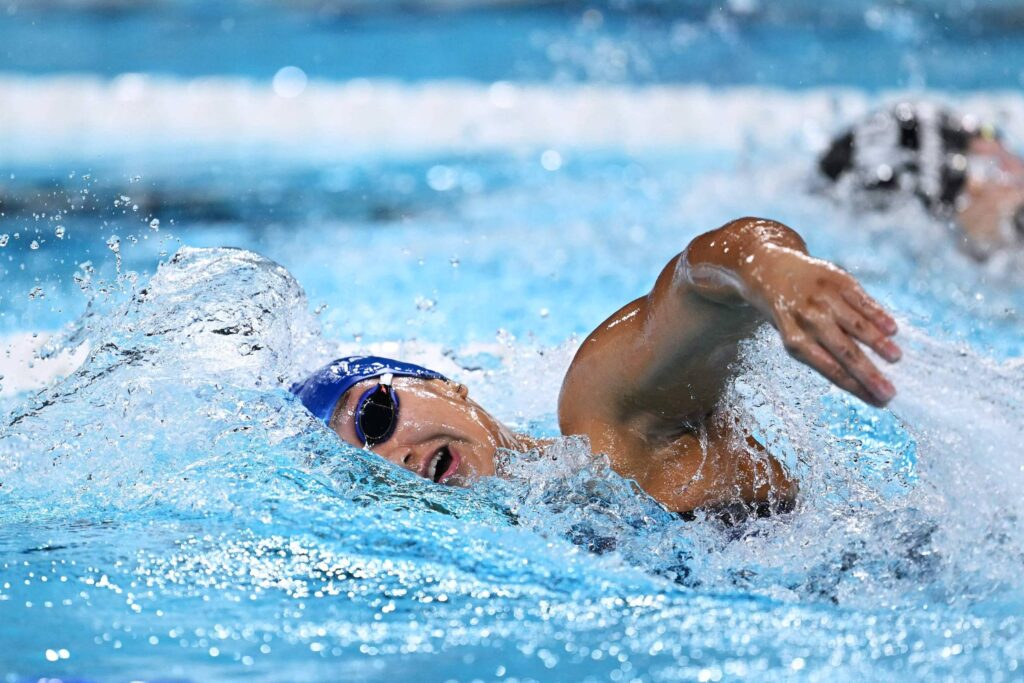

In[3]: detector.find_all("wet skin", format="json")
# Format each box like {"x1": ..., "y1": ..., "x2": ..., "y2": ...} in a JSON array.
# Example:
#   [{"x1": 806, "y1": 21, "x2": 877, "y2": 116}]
[
  {"x1": 329, "y1": 377, "x2": 537, "y2": 484},
  {"x1": 328, "y1": 217, "x2": 902, "y2": 515},
  {"x1": 957, "y1": 137, "x2": 1024, "y2": 256}
]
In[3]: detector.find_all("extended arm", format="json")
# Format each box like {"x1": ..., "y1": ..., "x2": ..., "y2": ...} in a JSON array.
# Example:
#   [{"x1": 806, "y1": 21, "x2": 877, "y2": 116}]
[{"x1": 559, "y1": 217, "x2": 901, "y2": 514}]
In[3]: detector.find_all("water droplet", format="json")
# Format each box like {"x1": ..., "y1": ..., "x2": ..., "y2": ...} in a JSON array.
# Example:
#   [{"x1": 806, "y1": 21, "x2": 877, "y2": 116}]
[
  {"x1": 427, "y1": 165, "x2": 457, "y2": 192},
  {"x1": 107, "y1": 236, "x2": 122, "y2": 272},
  {"x1": 449, "y1": 257, "x2": 460, "y2": 268},
  {"x1": 273, "y1": 66, "x2": 308, "y2": 98},
  {"x1": 540, "y1": 149, "x2": 563, "y2": 171},
  {"x1": 149, "y1": 218, "x2": 160, "y2": 231},
  {"x1": 0, "y1": 234, "x2": 8, "y2": 247},
  {"x1": 29, "y1": 240, "x2": 39, "y2": 250},
  {"x1": 55, "y1": 225, "x2": 65, "y2": 239}
]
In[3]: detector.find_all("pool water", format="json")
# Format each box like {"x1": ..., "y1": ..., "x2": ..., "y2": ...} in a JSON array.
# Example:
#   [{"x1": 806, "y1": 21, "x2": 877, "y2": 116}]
[{"x1": 2, "y1": 2, "x2": 1024, "y2": 681}]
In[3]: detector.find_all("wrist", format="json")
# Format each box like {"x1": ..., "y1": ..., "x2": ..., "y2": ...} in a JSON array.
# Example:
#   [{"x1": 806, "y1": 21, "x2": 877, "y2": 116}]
[
  {"x1": 739, "y1": 243, "x2": 807, "y2": 314},
  {"x1": 681, "y1": 217, "x2": 808, "y2": 309}
]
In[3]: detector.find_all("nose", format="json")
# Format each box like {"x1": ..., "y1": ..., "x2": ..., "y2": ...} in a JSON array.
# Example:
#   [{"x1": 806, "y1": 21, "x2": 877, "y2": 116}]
[{"x1": 375, "y1": 444, "x2": 419, "y2": 474}]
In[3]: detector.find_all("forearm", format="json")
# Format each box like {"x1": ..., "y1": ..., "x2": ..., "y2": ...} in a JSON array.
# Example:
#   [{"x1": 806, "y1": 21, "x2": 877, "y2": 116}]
[
  {"x1": 678, "y1": 217, "x2": 808, "y2": 308},
  {"x1": 565, "y1": 218, "x2": 810, "y2": 426}
]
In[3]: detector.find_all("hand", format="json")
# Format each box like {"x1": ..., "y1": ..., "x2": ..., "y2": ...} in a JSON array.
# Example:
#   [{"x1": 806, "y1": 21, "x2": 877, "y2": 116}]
[{"x1": 745, "y1": 246, "x2": 901, "y2": 407}]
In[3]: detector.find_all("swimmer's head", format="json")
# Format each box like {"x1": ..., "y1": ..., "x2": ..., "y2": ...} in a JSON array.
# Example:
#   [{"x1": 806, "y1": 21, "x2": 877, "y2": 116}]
[{"x1": 291, "y1": 356, "x2": 514, "y2": 484}]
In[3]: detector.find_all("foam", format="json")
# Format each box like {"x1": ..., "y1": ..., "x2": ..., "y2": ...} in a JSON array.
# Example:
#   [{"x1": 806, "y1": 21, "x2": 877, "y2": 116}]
[
  {"x1": 0, "y1": 332, "x2": 88, "y2": 398},
  {"x1": 5, "y1": 74, "x2": 1024, "y2": 163}
]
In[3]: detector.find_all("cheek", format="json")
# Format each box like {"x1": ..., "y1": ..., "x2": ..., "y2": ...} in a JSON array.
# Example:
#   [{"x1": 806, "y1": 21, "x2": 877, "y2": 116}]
[{"x1": 466, "y1": 443, "x2": 497, "y2": 477}]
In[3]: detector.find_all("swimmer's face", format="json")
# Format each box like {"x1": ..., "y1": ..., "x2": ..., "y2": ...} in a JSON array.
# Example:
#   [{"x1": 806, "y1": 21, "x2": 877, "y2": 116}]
[
  {"x1": 968, "y1": 137, "x2": 1024, "y2": 186},
  {"x1": 329, "y1": 377, "x2": 513, "y2": 484}
]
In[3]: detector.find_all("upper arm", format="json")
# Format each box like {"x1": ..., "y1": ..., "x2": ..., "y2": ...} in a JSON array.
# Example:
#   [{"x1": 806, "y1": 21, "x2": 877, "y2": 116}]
[
  {"x1": 565, "y1": 411, "x2": 797, "y2": 515},
  {"x1": 558, "y1": 252, "x2": 760, "y2": 443}
]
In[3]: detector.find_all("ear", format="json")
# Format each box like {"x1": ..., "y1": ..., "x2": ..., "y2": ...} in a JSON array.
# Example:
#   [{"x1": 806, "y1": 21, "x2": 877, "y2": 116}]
[{"x1": 454, "y1": 382, "x2": 469, "y2": 399}]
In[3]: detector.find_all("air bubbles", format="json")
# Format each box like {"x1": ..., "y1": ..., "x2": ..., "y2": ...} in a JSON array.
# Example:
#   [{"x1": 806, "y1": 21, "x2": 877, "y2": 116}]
[
  {"x1": 149, "y1": 218, "x2": 160, "y2": 231},
  {"x1": 55, "y1": 225, "x2": 65, "y2": 239},
  {"x1": 449, "y1": 257, "x2": 460, "y2": 269},
  {"x1": 28, "y1": 286, "x2": 44, "y2": 300},
  {"x1": 273, "y1": 66, "x2": 307, "y2": 98},
  {"x1": 29, "y1": 239, "x2": 40, "y2": 250},
  {"x1": 0, "y1": 234, "x2": 8, "y2": 247},
  {"x1": 415, "y1": 296, "x2": 436, "y2": 312}
]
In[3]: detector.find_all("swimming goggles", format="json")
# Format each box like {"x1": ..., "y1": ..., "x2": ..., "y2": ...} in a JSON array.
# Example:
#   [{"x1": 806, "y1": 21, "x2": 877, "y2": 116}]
[{"x1": 354, "y1": 373, "x2": 400, "y2": 448}]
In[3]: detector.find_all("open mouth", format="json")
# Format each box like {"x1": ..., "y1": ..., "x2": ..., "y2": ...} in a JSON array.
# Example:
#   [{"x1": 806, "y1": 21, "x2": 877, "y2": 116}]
[{"x1": 426, "y1": 445, "x2": 460, "y2": 484}]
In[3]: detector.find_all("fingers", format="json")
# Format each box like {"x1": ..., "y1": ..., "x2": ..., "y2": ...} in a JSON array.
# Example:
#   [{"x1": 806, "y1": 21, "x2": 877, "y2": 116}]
[
  {"x1": 777, "y1": 303, "x2": 897, "y2": 407},
  {"x1": 841, "y1": 283, "x2": 898, "y2": 336},
  {"x1": 834, "y1": 301, "x2": 902, "y2": 363},
  {"x1": 779, "y1": 317, "x2": 872, "y2": 404},
  {"x1": 815, "y1": 321, "x2": 896, "y2": 406},
  {"x1": 794, "y1": 341, "x2": 881, "y2": 406}
]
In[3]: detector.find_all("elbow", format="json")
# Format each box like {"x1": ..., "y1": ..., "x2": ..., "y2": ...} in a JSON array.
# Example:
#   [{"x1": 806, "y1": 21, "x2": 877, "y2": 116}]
[{"x1": 721, "y1": 216, "x2": 807, "y2": 252}]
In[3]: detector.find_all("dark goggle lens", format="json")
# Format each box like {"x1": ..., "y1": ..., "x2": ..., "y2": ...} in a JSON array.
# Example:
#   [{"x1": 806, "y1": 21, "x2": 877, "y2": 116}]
[{"x1": 357, "y1": 386, "x2": 398, "y2": 446}]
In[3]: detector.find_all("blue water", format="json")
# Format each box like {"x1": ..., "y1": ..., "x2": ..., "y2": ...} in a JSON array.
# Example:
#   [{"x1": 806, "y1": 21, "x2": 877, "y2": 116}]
[
  {"x1": 3, "y1": 2, "x2": 1024, "y2": 682},
  {"x1": 5, "y1": 0, "x2": 1024, "y2": 89}
]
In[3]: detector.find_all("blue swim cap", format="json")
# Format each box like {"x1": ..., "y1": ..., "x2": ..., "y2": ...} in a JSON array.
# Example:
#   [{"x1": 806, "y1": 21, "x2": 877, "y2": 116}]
[{"x1": 289, "y1": 355, "x2": 448, "y2": 423}]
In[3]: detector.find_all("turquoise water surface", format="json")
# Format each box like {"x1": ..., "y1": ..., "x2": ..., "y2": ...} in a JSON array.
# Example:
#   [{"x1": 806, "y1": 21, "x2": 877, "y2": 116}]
[{"x1": 2, "y1": 2, "x2": 1024, "y2": 681}]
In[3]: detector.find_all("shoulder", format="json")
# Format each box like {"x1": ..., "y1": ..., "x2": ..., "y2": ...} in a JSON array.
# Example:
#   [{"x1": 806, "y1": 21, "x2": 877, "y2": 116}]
[{"x1": 556, "y1": 306, "x2": 638, "y2": 438}]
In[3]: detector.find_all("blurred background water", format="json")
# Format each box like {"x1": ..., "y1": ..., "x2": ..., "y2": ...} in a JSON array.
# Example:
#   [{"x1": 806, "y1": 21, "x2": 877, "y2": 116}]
[{"x1": 2, "y1": 1, "x2": 1024, "y2": 682}]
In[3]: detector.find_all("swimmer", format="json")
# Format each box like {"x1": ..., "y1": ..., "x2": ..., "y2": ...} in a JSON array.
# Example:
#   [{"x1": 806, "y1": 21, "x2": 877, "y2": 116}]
[
  {"x1": 291, "y1": 217, "x2": 901, "y2": 516},
  {"x1": 819, "y1": 101, "x2": 1024, "y2": 258}
]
